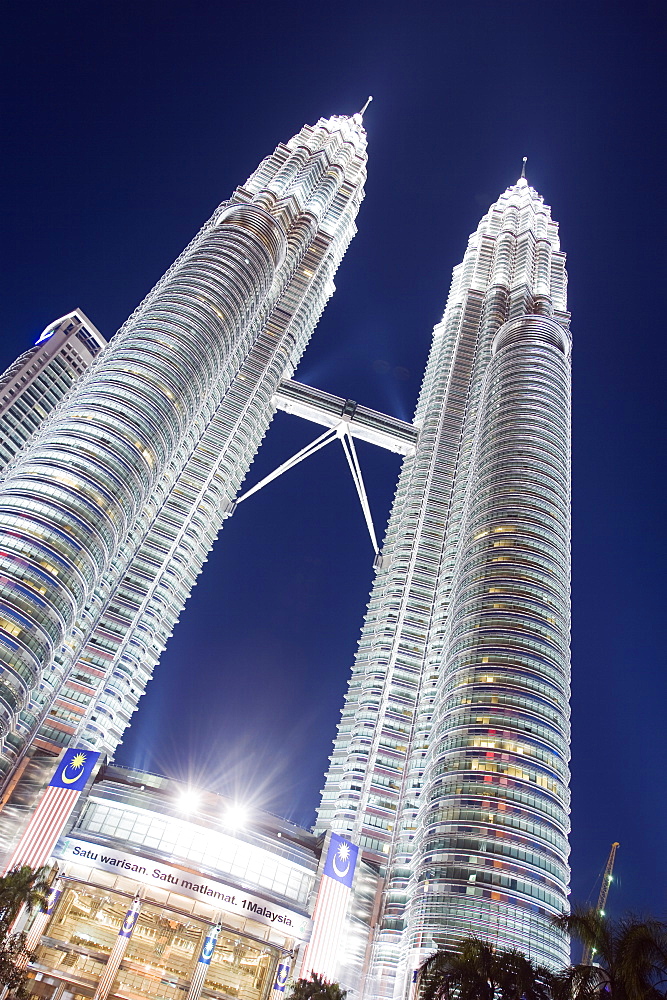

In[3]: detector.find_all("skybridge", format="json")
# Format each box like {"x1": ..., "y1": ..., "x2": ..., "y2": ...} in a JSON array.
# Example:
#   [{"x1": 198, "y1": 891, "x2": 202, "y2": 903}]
[{"x1": 227, "y1": 379, "x2": 419, "y2": 559}]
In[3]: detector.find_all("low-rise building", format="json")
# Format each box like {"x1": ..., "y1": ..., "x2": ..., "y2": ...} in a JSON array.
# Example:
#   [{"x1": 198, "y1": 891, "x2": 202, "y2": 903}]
[{"x1": 16, "y1": 762, "x2": 380, "y2": 1000}]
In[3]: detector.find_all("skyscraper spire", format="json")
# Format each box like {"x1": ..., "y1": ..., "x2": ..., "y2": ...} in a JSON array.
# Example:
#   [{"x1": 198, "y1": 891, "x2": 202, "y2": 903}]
[
  {"x1": 359, "y1": 95, "x2": 373, "y2": 118},
  {"x1": 521, "y1": 154, "x2": 528, "y2": 179},
  {"x1": 0, "y1": 106, "x2": 572, "y2": 1000}
]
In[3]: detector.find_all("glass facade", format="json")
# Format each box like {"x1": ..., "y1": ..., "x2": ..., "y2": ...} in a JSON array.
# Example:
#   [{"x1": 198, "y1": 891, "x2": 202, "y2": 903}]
[
  {"x1": 0, "y1": 113, "x2": 368, "y2": 775},
  {"x1": 0, "y1": 121, "x2": 572, "y2": 999},
  {"x1": 79, "y1": 799, "x2": 315, "y2": 905},
  {"x1": 32, "y1": 879, "x2": 284, "y2": 1000},
  {"x1": 316, "y1": 178, "x2": 571, "y2": 992},
  {"x1": 0, "y1": 311, "x2": 105, "y2": 471}
]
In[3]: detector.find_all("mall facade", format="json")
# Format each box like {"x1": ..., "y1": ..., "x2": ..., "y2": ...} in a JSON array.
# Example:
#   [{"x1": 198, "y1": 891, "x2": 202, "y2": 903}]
[{"x1": 14, "y1": 759, "x2": 380, "y2": 1000}]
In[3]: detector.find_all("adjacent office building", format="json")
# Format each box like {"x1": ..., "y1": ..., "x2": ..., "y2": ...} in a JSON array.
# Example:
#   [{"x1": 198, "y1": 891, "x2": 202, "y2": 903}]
[
  {"x1": 0, "y1": 311, "x2": 105, "y2": 470},
  {"x1": 0, "y1": 311, "x2": 108, "y2": 766}
]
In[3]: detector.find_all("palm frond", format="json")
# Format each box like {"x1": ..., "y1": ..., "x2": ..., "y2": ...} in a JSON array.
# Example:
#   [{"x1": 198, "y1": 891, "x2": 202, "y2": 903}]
[{"x1": 551, "y1": 906, "x2": 614, "y2": 968}]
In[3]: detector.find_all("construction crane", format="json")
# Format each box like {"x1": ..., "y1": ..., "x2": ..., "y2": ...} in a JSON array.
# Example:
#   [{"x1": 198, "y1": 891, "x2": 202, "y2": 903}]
[{"x1": 582, "y1": 842, "x2": 620, "y2": 966}]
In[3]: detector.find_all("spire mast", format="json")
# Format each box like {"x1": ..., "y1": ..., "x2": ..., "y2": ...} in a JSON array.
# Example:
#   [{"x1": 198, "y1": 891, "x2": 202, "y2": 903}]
[{"x1": 358, "y1": 95, "x2": 373, "y2": 119}]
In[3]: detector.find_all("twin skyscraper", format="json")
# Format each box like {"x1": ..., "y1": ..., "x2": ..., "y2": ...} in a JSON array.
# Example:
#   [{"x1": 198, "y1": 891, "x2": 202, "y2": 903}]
[{"x1": 0, "y1": 109, "x2": 571, "y2": 993}]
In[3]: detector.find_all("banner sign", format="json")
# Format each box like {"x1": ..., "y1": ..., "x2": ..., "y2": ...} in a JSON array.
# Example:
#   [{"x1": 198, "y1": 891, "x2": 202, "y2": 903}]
[
  {"x1": 323, "y1": 833, "x2": 358, "y2": 889},
  {"x1": 298, "y1": 833, "x2": 359, "y2": 982},
  {"x1": 49, "y1": 749, "x2": 101, "y2": 792},
  {"x1": 44, "y1": 885, "x2": 63, "y2": 915},
  {"x1": 199, "y1": 925, "x2": 220, "y2": 966},
  {"x1": 4, "y1": 748, "x2": 102, "y2": 874},
  {"x1": 57, "y1": 837, "x2": 312, "y2": 942},
  {"x1": 273, "y1": 963, "x2": 290, "y2": 992},
  {"x1": 118, "y1": 899, "x2": 141, "y2": 939}
]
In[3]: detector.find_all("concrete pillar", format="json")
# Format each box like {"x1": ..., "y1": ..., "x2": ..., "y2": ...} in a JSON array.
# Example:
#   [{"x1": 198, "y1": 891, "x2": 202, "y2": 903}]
[{"x1": 23, "y1": 880, "x2": 63, "y2": 954}]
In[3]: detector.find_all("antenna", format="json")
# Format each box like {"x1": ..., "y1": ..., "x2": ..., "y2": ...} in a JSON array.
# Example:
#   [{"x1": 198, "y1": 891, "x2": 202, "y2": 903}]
[
  {"x1": 358, "y1": 96, "x2": 373, "y2": 118},
  {"x1": 521, "y1": 156, "x2": 527, "y2": 179}
]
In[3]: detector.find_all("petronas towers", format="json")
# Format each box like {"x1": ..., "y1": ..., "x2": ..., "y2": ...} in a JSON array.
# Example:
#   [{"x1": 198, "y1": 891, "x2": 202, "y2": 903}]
[
  {"x1": 316, "y1": 174, "x2": 571, "y2": 987},
  {"x1": 0, "y1": 112, "x2": 571, "y2": 991}
]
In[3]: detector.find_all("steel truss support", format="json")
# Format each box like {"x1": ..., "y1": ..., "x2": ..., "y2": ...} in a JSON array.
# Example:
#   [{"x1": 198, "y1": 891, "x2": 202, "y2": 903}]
[{"x1": 233, "y1": 421, "x2": 383, "y2": 554}]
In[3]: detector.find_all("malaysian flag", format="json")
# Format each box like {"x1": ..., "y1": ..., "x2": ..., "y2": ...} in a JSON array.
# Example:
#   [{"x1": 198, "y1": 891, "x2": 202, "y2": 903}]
[
  {"x1": 299, "y1": 833, "x2": 359, "y2": 982},
  {"x1": 3, "y1": 748, "x2": 100, "y2": 874},
  {"x1": 273, "y1": 962, "x2": 291, "y2": 994}
]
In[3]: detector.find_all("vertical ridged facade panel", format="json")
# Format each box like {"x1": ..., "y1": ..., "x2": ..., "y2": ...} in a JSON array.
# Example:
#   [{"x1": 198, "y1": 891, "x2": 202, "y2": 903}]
[
  {"x1": 0, "y1": 114, "x2": 367, "y2": 764},
  {"x1": 64, "y1": 227, "x2": 353, "y2": 755},
  {"x1": 0, "y1": 213, "x2": 285, "y2": 747},
  {"x1": 406, "y1": 316, "x2": 571, "y2": 973},
  {"x1": 0, "y1": 212, "x2": 284, "y2": 739},
  {"x1": 316, "y1": 179, "x2": 571, "y2": 995}
]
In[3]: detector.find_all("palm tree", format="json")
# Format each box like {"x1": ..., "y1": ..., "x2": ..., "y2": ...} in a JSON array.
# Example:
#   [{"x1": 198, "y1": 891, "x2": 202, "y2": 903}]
[
  {"x1": 417, "y1": 937, "x2": 555, "y2": 1000},
  {"x1": 552, "y1": 907, "x2": 667, "y2": 999},
  {"x1": 286, "y1": 973, "x2": 347, "y2": 1000},
  {"x1": 0, "y1": 866, "x2": 50, "y2": 925},
  {"x1": 0, "y1": 929, "x2": 34, "y2": 999},
  {"x1": 0, "y1": 866, "x2": 50, "y2": 998}
]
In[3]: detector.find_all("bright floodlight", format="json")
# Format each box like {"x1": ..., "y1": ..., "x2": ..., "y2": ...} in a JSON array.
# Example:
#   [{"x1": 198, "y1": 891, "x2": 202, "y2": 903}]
[
  {"x1": 177, "y1": 788, "x2": 201, "y2": 814},
  {"x1": 224, "y1": 803, "x2": 248, "y2": 829}
]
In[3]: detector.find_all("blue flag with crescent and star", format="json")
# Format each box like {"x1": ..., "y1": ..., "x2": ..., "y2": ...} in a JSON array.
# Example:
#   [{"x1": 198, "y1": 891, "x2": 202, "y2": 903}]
[
  {"x1": 323, "y1": 833, "x2": 358, "y2": 889},
  {"x1": 118, "y1": 899, "x2": 141, "y2": 939},
  {"x1": 273, "y1": 963, "x2": 290, "y2": 992},
  {"x1": 49, "y1": 748, "x2": 101, "y2": 792},
  {"x1": 199, "y1": 925, "x2": 220, "y2": 966},
  {"x1": 45, "y1": 885, "x2": 63, "y2": 915}
]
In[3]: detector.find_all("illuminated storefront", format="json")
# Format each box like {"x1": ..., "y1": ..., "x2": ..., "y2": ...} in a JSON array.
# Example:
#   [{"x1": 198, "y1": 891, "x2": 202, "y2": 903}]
[{"x1": 20, "y1": 764, "x2": 380, "y2": 1000}]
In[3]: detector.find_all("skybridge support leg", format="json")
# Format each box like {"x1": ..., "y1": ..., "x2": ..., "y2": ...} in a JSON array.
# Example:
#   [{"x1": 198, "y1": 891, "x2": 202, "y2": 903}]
[
  {"x1": 230, "y1": 422, "x2": 383, "y2": 557},
  {"x1": 234, "y1": 426, "x2": 339, "y2": 507},
  {"x1": 339, "y1": 427, "x2": 379, "y2": 555}
]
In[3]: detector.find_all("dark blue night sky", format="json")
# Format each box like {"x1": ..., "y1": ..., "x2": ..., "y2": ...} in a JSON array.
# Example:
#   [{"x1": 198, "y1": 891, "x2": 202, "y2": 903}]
[{"x1": 2, "y1": 0, "x2": 666, "y2": 921}]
